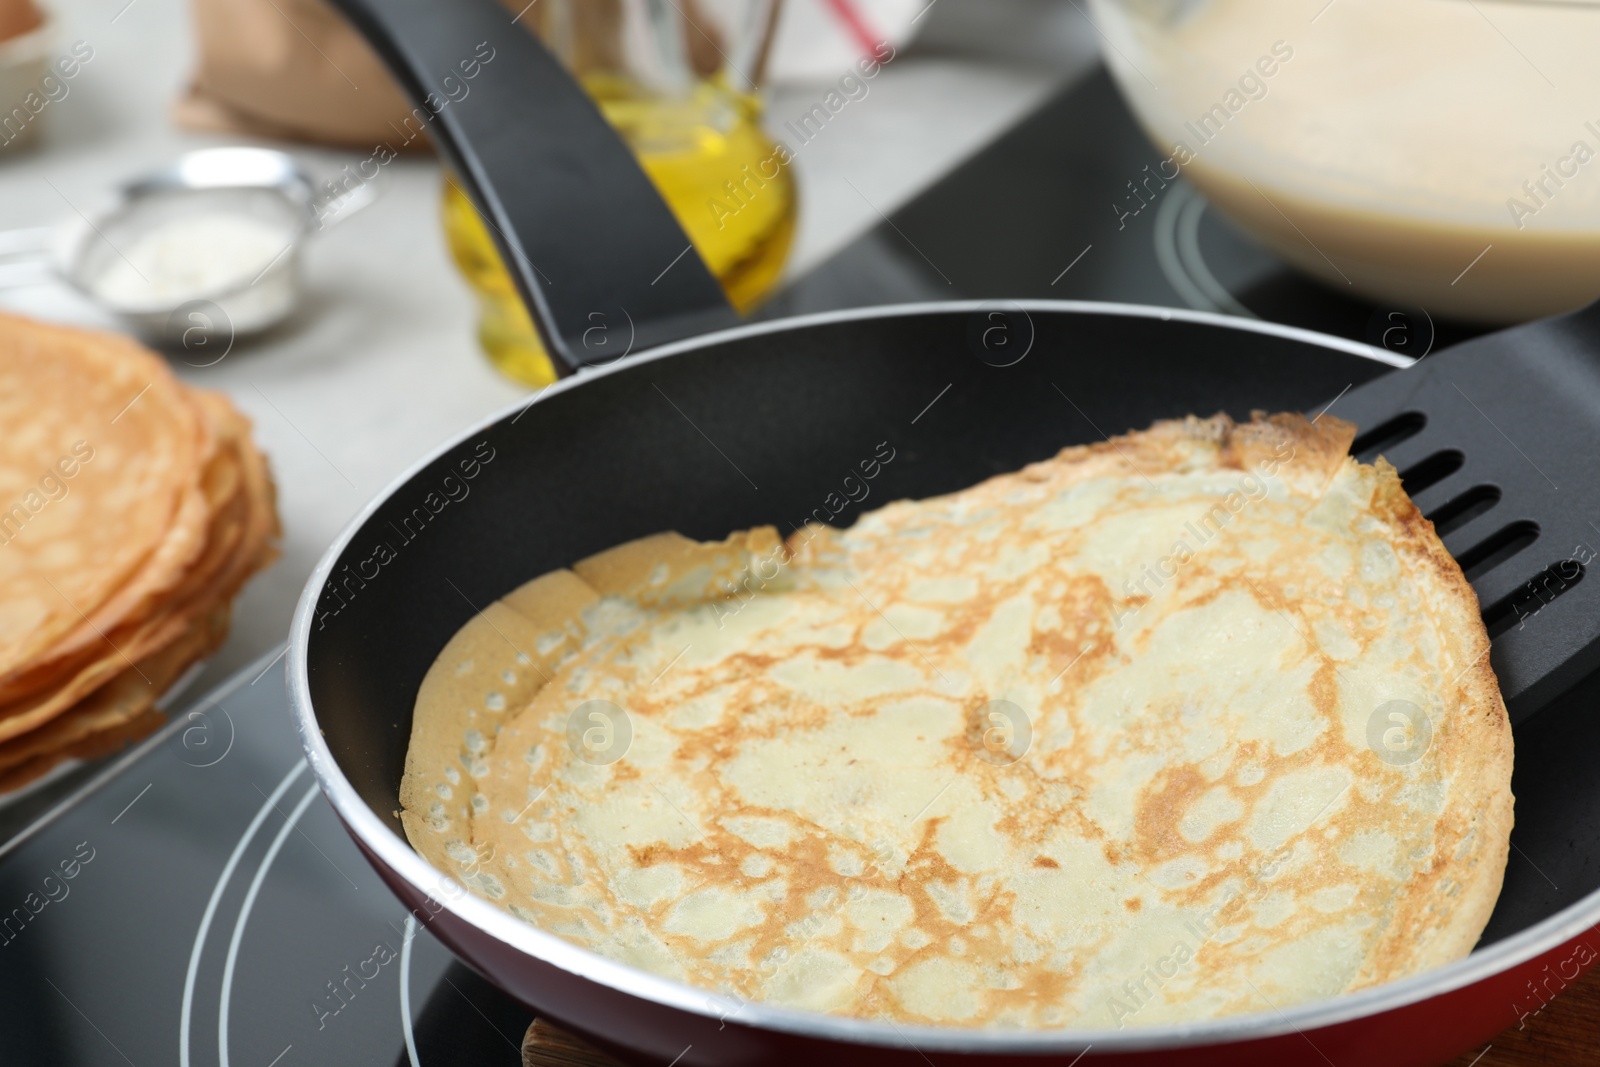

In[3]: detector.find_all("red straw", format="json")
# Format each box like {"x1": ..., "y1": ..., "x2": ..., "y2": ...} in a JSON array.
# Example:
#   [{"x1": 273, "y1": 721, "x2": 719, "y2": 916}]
[{"x1": 819, "y1": 0, "x2": 884, "y2": 57}]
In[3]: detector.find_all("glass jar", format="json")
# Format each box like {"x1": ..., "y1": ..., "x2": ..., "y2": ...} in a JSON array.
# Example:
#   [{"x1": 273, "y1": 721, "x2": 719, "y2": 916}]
[{"x1": 443, "y1": 0, "x2": 796, "y2": 385}]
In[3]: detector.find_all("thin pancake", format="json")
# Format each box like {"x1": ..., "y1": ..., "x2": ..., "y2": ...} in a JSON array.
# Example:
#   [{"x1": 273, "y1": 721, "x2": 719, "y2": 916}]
[
  {"x1": 403, "y1": 413, "x2": 1512, "y2": 1029},
  {"x1": 0, "y1": 600, "x2": 230, "y2": 775},
  {"x1": 0, "y1": 599, "x2": 230, "y2": 793},
  {"x1": 0, "y1": 388, "x2": 278, "y2": 745},
  {"x1": 0, "y1": 315, "x2": 205, "y2": 680},
  {"x1": 0, "y1": 421, "x2": 244, "y2": 716}
]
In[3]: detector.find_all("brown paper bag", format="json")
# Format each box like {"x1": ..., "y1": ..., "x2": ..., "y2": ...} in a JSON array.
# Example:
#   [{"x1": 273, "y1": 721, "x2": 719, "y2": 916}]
[
  {"x1": 176, "y1": 0, "x2": 741, "y2": 149},
  {"x1": 176, "y1": 0, "x2": 423, "y2": 148},
  {"x1": 0, "y1": 0, "x2": 41, "y2": 44}
]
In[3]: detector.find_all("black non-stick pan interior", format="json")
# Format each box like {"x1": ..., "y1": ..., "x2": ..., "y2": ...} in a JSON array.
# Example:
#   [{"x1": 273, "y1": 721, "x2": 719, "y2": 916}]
[
  {"x1": 302, "y1": 301, "x2": 1578, "y2": 931},
  {"x1": 305, "y1": 308, "x2": 1384, "y2": 806},
  {"x1": 306, "y1": 0, "x2": 1600, "y2": 985}
]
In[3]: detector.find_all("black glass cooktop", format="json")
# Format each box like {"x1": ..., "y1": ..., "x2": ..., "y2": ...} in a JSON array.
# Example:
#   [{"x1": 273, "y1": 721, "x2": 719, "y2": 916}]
[
  {"x1": 0, "y1": 656, "x2": 533, "y2": 1067},
  {"x1": 0, "y1": 62, "x2": 1565, "y2": 1067},
  {"x1": 767, "y1": 66, "x2": 1489, "y2": 358}
]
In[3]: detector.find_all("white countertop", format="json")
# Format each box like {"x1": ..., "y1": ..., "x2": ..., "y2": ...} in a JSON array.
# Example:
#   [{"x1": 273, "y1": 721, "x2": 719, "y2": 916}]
[{"x1": 0, "y1": 0, "x2": 1094, "y2": 692}]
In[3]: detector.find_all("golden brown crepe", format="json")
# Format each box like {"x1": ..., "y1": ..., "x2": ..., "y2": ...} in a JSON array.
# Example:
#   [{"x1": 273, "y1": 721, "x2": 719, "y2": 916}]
[
  {"x1": 402, "y1": 412, "x2": 1512, "y2": 1029},
  {"x1": 0, "y1": 317, "x2": 207, "y2": 681},
  {"x1": 0, "y1": 313, "x2": 279, "y2": 791}
]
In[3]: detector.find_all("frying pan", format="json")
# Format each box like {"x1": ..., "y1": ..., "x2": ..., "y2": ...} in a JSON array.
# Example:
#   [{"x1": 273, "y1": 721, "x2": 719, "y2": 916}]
[{"x1": 289, "y1": 0, "x2": 1600, "y2": 1062}]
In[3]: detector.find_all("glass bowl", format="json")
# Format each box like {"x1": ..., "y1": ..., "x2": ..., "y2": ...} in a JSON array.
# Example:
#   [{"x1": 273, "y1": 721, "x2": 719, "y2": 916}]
[{"x1": 1089, "y1": 0, "x2": 1600, "y2": 323}]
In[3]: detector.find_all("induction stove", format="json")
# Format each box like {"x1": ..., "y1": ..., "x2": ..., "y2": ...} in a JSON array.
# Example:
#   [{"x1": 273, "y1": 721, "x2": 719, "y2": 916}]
[
  {"x1": 2, "y1": 63, "x2": 1577, "y2": 1067},
  {"x1": 0, "y1": 655, "x2": 534, "y2": 1067},
  {"x1": 765, "y1": 66, "x2": 1490, "y2": 357}
]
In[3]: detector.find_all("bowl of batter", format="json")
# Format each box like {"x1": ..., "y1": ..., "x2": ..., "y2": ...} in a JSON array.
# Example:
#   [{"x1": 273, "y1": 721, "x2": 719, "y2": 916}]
[{"x1": 1089, "y1": 0, "x2": 1600, "y2": 323}]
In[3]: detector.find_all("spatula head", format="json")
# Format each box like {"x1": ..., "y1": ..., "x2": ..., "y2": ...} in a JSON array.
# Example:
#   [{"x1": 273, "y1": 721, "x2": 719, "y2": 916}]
[{"x1": 1326, "y1": 302, "x2": 1600, "y2": 723}]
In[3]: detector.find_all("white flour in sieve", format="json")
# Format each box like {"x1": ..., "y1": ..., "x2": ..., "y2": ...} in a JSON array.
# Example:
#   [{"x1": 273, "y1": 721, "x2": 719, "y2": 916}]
[{"x1": 89, "y1": 212, "x2": 296, "y2": 308}]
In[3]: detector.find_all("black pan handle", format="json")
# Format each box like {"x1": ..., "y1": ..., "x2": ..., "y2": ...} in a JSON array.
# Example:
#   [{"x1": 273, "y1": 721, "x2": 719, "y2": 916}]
[{"x1": 329, "y1": 0, "x2": 740, "y2": 375}]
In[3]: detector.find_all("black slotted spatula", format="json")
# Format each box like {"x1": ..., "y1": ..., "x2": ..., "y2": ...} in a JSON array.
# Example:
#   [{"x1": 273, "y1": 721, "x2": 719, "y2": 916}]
[{"x1": 1325, "y1": 300, "x2": 1600, "y2": 724}]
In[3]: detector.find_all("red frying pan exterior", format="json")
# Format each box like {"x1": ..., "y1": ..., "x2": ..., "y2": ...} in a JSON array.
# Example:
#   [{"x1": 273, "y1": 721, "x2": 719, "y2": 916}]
[
  {"x1": 299, "y1": 1, "x2": 1600, "y2": 1061},
  {"x1": 363, "y1": 824, "x2": 1597, "y2": 1067},
  {"x1": 292, "y1": 303, "x2": 1600, "y2": 1067}
]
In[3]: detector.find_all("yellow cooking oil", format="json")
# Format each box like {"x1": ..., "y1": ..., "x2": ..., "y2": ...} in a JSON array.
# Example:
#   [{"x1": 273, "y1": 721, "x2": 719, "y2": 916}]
[{"x1": 443, "y1": 75, "x2": 796, "y2": 387}]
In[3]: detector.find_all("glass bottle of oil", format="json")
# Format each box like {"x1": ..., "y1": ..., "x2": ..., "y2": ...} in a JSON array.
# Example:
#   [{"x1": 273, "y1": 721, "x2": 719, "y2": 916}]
[{"x1": 443, "y1": 8, "x2": 795, "y2": 388}]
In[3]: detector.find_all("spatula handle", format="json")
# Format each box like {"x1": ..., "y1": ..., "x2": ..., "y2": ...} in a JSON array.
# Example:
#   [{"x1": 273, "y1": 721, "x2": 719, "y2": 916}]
[{"x1": 328, "y1": 0, "x2": 739, "y2": 375}]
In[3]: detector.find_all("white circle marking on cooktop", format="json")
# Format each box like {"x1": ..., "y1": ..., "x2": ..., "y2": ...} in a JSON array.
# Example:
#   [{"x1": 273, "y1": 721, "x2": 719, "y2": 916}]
[
  {"x1": 400, "y1": 914, "x2": 421, "y2": 1067},
  {"x1": 218, "y1": 782, "x2": 321, "y2": 1067},
  {"x1": 181, "y1": 760, "x2": 308, "y2": 1067},
  {"x1": 1153, "y1": 181, "x2": 1256, "y2": 320}
]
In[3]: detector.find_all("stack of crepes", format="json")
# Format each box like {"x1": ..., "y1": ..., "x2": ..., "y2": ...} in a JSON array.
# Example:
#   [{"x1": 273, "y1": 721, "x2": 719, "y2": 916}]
[{"x1": 0, "y1": 313, "x2": 279, "y2": 792}]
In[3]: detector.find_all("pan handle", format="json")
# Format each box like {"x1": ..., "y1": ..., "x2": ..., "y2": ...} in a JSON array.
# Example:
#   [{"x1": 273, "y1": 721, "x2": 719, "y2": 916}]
[{"x1": 328, "y1": 0, "x2": 740, "y2": 376}]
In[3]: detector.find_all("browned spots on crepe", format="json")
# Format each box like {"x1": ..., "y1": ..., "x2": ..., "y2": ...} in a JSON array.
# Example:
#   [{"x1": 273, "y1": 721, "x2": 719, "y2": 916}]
[{"x1": 401, "y1": 412, "x2": 1511, "y2": 1030}]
